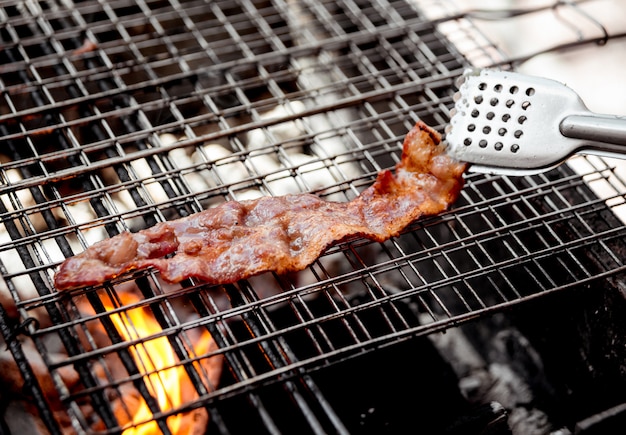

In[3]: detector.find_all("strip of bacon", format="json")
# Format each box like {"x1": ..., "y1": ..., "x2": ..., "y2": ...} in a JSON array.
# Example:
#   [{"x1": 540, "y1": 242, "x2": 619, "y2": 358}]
[{"x1": 54, "y1": 122, "x2": 466, "y2": 291}]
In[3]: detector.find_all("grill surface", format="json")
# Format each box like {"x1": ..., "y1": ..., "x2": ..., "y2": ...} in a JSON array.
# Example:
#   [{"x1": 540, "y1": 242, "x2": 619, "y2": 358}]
[{"x1": 1, "y1": 1, "x2": 626, "y2": 434}]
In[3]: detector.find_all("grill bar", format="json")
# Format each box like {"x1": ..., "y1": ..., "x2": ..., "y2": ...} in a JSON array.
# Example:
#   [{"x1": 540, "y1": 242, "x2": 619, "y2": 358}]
[
  {"x1": 0, "y1": 303, "x2": 62, "y2": 435},
  {"x1": 1, "y1": 0, "x2": 626, "y2": 433}
]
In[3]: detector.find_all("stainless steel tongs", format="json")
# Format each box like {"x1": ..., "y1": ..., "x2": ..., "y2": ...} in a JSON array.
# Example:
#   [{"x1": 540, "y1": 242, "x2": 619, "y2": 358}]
[{"x1": 445, "y1": 68, "x2": 626, "y2": 175}]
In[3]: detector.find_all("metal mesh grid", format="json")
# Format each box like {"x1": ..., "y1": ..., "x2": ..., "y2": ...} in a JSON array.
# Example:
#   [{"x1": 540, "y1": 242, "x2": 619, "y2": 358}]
[{"x1": 1, "y1": 0, "x2": 625, "y2": 434}]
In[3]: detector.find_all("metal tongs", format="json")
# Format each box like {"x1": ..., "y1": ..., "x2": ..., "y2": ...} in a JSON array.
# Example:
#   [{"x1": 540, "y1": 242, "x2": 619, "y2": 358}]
[{"x1": 445, "y1": 68, "x2": 626, "y2": 175}]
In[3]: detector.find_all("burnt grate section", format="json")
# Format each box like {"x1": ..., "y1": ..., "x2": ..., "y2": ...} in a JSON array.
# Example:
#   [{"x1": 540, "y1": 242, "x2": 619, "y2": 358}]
[{"x1": 0, "y1": 0, "x2": 625, "y2": 434}]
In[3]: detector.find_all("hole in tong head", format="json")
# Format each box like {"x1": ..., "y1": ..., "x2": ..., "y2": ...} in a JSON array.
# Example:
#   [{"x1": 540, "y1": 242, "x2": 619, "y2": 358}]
[
  {"x1": 526, "y1": 87, "x2": 535, "y2": 96},
  {"x1": 509, "y1": 86, "x2": 519, "y2": 94},
  {"x1": 494, "y1": 142, "x2": 503, "y2": 151},
  {"x1": 511, "y1": 144, "x2": 520, "y2": 153}
]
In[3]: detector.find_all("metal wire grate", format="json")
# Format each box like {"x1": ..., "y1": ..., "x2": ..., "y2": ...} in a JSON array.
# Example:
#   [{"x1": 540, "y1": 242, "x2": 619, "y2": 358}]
[{"x1": 1, "y1": 0, "x2": 625, "y2": 434}]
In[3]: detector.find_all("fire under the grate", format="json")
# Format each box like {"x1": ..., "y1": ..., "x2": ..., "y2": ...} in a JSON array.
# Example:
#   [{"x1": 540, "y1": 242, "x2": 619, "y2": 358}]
[
  {"x1": 1, "y1": 283, "x2": 225, "y2": 434},
  {"x1": 1, "y1": 0, "x2": 626, "y2": 434}
]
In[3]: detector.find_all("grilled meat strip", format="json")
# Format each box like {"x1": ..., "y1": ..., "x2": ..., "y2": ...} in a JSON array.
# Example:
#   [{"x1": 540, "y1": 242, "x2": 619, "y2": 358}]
[{"x1": 54, "y1": 122, "x2": 466, "y2": 290}]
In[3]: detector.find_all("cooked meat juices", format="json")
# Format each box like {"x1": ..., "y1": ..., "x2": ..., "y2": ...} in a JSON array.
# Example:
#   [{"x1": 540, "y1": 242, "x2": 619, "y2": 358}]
[{"x1": 54, "y1": 122, "x2": 466, "y2": 291}]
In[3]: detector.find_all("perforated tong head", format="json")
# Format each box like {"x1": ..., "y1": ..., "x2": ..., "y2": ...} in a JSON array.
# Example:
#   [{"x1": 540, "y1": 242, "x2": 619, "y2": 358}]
[{"x1": 445, "y1": 68, "x2": 626, "y2": 176}]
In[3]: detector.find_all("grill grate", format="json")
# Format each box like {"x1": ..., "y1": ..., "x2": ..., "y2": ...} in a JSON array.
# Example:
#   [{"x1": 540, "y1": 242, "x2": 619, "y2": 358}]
[{"x1": 1, "y1": 0, "x2": 626, "y2": 434}]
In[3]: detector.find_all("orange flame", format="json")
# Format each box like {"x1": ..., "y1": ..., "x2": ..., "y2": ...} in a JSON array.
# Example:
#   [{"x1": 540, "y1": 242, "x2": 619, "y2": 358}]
[{"x1": 103, "y1": 294, "x2": 217, "y2": 435}]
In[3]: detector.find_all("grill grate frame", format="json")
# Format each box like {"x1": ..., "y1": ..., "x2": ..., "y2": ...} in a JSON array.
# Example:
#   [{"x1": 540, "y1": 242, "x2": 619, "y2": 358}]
[{"x1": 1, "y1": 0, "x2": 626, "y2": 434}]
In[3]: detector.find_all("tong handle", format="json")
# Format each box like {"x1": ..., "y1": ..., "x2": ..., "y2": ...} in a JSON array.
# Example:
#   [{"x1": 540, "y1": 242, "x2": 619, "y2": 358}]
[{"x1": 560, "y1": 113, "x2": 626, "y2": 157}]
